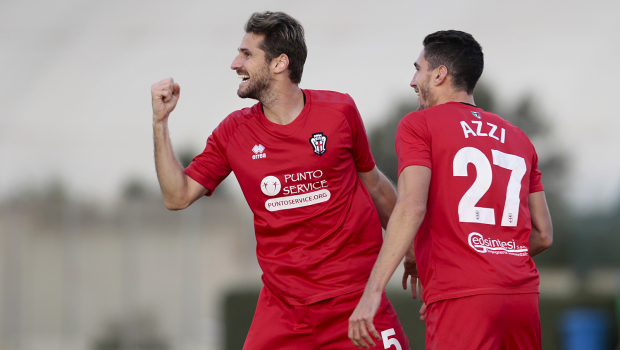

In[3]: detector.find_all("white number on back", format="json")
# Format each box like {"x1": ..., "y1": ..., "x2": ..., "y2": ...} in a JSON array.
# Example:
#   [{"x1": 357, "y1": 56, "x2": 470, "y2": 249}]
[
  {"x1": 453, "y1": 147, "x2": 526, "y2": 226},
  {"x1": 381, "y1": 328, "x2": 402, "y2": 350}
]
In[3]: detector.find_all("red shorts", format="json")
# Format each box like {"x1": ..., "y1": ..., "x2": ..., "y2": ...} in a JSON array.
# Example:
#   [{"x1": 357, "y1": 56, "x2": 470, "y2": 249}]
[
  {"x1": 243, "y1": 285, "x2": 410, "y2": 350},
  {"x1": 426, "y1": 293, "x2": 540, "y2": 350}
]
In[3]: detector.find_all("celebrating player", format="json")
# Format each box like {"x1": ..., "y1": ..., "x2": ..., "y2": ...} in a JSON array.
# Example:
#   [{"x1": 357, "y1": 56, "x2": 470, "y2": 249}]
[
  {"x1": 151, "y1": 11, "x2": 409, "y2": 350},
  {"x1": 349, "y1": 30, "x2": 553, "y2": 349}
]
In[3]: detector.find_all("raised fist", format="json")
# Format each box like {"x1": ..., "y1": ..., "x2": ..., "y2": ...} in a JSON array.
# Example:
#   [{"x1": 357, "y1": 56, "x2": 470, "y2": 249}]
[{"x1": 151, "y1": 78, "x2": 180, "y2": 122}]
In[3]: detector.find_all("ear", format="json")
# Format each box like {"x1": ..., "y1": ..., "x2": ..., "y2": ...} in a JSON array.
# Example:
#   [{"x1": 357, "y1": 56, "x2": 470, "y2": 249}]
[
  {"x1": 433, "y1": 65, "x2": 449, "y2": 86},
  {"x1": 272, "y1": 54, "x2": 290, "y2": 74}
]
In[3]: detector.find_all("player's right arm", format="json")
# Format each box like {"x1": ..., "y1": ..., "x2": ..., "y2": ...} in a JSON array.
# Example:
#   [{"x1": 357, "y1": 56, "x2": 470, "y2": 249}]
[
  {"x1": 152, "y1": 78, "x2": 210, "y2": 210},
  {"x1": 349, "y1": 165, "x2": 431, "y2": 348},
  {"x1": 528, "y1": 191, "x2": 553, "y2": 256}
]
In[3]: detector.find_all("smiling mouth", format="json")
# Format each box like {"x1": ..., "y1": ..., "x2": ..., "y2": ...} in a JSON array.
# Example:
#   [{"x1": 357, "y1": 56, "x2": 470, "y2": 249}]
[{"x1": 239, "y1": 74, "x2": 250, "y2": 82}]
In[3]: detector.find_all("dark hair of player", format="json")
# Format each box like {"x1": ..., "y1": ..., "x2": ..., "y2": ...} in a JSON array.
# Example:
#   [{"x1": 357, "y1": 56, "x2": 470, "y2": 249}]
[
  {"x1": 244, "y1": 11, "x2": 308, "y2": 84},
  {"x1": 423, "y1": 30, "x2": 484, "y2": 95}
]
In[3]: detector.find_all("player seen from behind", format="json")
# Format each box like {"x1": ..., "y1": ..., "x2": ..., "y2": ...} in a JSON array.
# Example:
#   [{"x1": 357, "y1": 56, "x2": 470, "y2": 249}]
[{"x1": 349, "y1": 30, "x2": 553, "y2": 350}]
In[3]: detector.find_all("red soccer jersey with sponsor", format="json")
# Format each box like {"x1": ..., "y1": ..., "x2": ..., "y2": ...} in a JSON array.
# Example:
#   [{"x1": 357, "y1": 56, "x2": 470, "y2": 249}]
[
  {"x1": 396, "y1": 102, "x2": 545, "y2": 305},
  {"x1": 185, "y1": 90, "x2": 381, "y2": 305}
]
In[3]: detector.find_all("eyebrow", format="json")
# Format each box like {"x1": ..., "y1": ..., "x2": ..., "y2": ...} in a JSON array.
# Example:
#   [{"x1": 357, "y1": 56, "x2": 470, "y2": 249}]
[{"x1": 239, "y1": 48, "x2": 251, "y2": 54}]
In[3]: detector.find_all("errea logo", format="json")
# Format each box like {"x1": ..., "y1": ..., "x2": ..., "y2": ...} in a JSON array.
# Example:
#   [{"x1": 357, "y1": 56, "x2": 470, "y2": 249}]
[{"x1": 252, "y1": 144, "x2": 266, "y2": 160}]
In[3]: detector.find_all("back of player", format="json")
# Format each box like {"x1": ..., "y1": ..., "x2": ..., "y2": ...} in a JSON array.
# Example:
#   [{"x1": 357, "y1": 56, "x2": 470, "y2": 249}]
[
  {"x1": 397, "y1": 101, "x2": 544, "y2": 349},
  {"x1": 349, "y1": 29, "x2": 550, "y2": 350},
  {"x1": 398, "y1": 101, "x2": 543, "y2": 304}
]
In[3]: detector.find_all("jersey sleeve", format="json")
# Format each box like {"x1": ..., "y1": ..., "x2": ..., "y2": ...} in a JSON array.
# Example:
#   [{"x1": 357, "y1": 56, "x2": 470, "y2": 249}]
[
  {"x1": 345, "y1": 95, "x2": 376, "y2": 173},
  {"x1": 395, "y1": 112, "x2": 432, "y2": 176},
  {"x1": 184, "y1": 118, "x2": 233, "y2": 196},
  {"x1": 529, "y1": 148, "x2": 545, "y2": 193}
]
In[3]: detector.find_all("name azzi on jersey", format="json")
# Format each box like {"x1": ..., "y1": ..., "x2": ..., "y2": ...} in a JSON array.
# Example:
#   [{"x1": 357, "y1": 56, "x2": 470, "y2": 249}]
[{"x1": 460, "y1": 120, "x2": 506, "y2": 143}]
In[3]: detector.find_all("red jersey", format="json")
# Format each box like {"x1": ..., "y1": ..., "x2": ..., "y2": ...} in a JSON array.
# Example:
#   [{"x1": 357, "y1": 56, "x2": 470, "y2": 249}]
[
  {"x1": 396, "y1": 102, "x2": 544, "y2": 305},
  {"x1": 185, "y1": 90, "x2": 381, "y2": 305}
]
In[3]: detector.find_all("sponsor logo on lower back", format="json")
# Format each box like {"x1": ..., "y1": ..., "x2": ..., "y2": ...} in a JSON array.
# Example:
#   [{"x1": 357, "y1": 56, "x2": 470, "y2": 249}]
[{"x1": 468, "y1": 232, "x2": 528, "y2": 256}]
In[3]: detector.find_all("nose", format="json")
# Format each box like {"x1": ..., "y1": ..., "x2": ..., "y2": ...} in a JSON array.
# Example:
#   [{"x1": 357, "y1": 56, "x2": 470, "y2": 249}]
[
  {"x1": 231, "y1": 54, "x2": 242, "y2": 71},
  {"x1": 410, "y1": 75, "x2": 416, "y2": 88}
]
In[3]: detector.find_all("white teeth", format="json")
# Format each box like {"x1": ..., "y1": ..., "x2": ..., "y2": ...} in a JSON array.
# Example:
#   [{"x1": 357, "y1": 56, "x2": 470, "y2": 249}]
[{"x1": 239, "y1": 75, "x2": 250, "y2": 80}]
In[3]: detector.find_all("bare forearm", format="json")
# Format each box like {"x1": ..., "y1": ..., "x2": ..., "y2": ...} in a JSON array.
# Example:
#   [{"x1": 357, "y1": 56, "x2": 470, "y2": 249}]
[
  {"x1": 364, "y1": 201, "x2": 425, "y2": 294},
  {"x1": 153, "y1": 120, "x2": 191, "y2": 209},
  {"x1": 529, "y1": 227, "x2": 552, "y2": 256},
  {"x1": 528, "y1": 191, "x2": 553, "y2": 257},
  {"x1": 348, "y1": 166, "x2": 430, "y2": 347},
  {"x1": 364, "y1": 166, "x2": 431, "y2": 293},
  {"x1": 372, "y1": 173, "x2": 397, "y2": 229},
  {"x1": 359, "y1": 168, "x2": 397, "y2": 229}
]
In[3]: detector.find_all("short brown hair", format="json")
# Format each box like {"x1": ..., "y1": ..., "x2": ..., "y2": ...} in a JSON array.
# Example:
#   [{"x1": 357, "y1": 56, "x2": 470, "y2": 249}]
[{"x1": 244, "y1": 11, "x2": 307, "y2": 84}]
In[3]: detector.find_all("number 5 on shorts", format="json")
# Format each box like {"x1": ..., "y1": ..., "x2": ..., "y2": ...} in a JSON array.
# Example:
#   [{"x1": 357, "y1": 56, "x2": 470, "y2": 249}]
[{"x1": 381, "y1": 328, "x2": 402, "y2": 350}]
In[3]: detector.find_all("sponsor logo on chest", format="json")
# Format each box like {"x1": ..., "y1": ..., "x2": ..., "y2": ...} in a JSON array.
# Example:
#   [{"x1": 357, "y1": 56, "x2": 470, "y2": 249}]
[{"x1": 259, "y1": 170, "x2": 331, "y2": 212}]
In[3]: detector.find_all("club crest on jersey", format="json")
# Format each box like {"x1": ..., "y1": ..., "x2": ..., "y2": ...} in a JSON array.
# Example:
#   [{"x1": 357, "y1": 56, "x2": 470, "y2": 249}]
[
  {"x1": 471, "y1": 111, "x2": 481, "y2": 119},
  {"x1": 309, "y1": 132, "x2": 327, "y2": 156},
  {"x1": 252, "y1": 144, "x2": 266, "y2": 159}
]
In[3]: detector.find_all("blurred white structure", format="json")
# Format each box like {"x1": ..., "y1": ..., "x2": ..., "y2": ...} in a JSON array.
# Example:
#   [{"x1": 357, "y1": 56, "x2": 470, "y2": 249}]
[{"x1": 0, "y1": 191, "x2": 261, "y2": 350}]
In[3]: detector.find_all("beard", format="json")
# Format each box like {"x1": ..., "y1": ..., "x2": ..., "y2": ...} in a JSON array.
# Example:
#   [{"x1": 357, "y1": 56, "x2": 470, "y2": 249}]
[
  {"x1": 237, "y1": 64, "x2": 273, "y2": 101},
  {"x1": 416, "y1": 75, "x2": 435, "y2": 110}
]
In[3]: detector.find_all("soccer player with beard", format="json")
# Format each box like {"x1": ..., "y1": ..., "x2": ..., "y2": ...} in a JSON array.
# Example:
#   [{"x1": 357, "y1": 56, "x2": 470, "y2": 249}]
[
  {"x1": 151, "y1": 11, "x2": 409, "y2": 350},
  {"x1": 349, "y1": 30, "x2": 553, "y2": 350}
]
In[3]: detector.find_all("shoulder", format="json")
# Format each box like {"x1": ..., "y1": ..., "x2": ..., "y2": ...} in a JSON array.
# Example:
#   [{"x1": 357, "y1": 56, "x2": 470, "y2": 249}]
[
  {"x1": 306, "y1": 89, "x2": 359, "y2": 114},
  {"x1": 399, "y1": 109, "x2": 428, "y2": 130},
  {"x1": 213, "y1": 103, "x2": 261, "y2": 137},
  {"x1": 307, "y1": 89, "x2": 356, "y2": 105},
  {"x1": 484, "y1": 110, "x2": 534, "y2": 144}
]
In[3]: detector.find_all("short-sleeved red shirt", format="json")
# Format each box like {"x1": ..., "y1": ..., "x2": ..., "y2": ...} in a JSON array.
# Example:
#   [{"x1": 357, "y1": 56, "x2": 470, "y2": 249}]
[
  {"x1": 396, "y1": 102, "x2": 544, "y2": 305},
  {"x1": 185, "y1": 90, "x2": 381, "y2": 305}
]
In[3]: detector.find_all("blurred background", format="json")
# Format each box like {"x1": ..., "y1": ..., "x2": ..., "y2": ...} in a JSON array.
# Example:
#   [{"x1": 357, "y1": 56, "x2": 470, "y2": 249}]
[{"x1": 1, "y1": 0, "x2": 619, "y2": 349}]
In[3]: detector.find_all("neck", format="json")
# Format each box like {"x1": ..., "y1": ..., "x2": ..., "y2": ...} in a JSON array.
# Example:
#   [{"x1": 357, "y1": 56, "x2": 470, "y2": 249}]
[
  {"x1": 261, "y1": 83, "x2": 305, "y2": 125},
  {"x1": 434, "y1": 89, "x2": 475, "y2": 107}
]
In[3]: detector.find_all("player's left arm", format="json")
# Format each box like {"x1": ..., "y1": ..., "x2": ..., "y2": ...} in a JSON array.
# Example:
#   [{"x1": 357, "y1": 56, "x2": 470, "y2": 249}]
[
  {"x1": 358, "y1": 166, "x2": 397, "y2": 229},
  {"x1": 528, "y1": 191, "x2": 553, "y2": 256}
]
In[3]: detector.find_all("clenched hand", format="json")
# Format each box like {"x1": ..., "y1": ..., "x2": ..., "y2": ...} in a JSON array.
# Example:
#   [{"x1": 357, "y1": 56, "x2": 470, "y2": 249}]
[{"x1": 151, "y1": 78, "x2": 180, "y2": 123}]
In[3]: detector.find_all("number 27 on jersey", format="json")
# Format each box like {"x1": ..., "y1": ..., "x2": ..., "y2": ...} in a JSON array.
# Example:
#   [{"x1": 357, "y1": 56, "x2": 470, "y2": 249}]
[{"x1": 453, "y1": 147, "x2": 526, "y2": 227}]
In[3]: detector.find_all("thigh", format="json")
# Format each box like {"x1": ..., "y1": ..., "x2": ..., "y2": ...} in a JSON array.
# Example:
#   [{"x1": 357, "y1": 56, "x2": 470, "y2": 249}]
[
  {"x1": 312, "y1": 290, "x2": 410, "y2": 350},
  {"x1": 243, "y1": 286, "x2": 315, "y2": 350}
]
